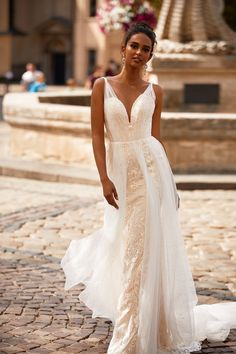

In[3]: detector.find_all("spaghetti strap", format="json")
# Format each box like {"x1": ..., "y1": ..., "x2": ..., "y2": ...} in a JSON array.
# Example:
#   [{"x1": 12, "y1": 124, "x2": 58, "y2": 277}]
[
  {"x1": 103, "y1": 76, "x2": 114, "y2": 99},
  {"x1": 149, "y1": 83, "x2": 156, "y2": 101}
]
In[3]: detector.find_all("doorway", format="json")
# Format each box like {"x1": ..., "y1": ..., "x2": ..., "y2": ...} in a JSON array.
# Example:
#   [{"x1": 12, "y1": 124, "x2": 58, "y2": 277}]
[{"x1": 52, "y1": 53, "x2": 66, "y2": 85}]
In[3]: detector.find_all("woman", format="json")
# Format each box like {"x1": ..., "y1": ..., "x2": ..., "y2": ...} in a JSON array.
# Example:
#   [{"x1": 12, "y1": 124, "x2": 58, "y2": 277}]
[{"x1": 61, "y1": 23, "x2": 236, "y2": 353}]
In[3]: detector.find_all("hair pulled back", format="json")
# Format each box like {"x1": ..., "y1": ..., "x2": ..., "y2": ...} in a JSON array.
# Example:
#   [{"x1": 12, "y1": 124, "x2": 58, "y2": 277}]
[{"x1": 123, "y1": 22, "x2": 157, "y2": 54}]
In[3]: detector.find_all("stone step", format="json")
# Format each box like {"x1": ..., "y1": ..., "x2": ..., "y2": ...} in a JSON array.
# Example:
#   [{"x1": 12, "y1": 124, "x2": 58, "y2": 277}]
[
  {"x1": 0, "y1": 158, "x2": 99, "y2": 186},
  {"x1": 175, "y1": 174, "x2": 236, "y2": 190},
  {"x1": 0, "y1": 158, "x2": 236, "y2": 189}
]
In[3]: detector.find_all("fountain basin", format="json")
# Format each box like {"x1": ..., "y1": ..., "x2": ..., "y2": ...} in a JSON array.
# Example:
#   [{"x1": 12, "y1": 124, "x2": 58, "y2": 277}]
[{"x1": 3, "y1": 91, "x2": 236, "y2": 173}]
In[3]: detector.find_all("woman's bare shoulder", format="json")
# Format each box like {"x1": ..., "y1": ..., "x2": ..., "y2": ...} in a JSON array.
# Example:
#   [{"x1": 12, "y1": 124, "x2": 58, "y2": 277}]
[
  {"x1": 152, "y1": 83, "x2": 163, "y2": 97},
  {"x1": 106, "y1": 75, "x2": 120, "y2": 79},
  {"x1": 91, "y1": 77, "x2": 105, "y2": 94}
]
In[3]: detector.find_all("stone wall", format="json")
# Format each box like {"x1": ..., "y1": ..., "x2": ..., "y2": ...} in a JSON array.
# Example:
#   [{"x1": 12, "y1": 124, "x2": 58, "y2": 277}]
[
  {"x1": 152, "y1": 54, "x2": 236, "y2": 113},
  {"x1": 3, "y1": 92, "x2": 236, "y2": 173},
  {"x1": 3, "y1": 92, "x2": 94, "y2": 166},
  {"x1": 161, "y1": 112, "x2": 236, "y2": 173}
]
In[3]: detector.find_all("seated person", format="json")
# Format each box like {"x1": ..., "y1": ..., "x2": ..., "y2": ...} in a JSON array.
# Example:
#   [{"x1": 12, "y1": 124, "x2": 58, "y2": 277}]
[
  {"x1": 21, "y1": 63, "x2": 43, "y2": 91},
  {"x1": 29, "y1": 73, "x2": 46, "y2": 92}
]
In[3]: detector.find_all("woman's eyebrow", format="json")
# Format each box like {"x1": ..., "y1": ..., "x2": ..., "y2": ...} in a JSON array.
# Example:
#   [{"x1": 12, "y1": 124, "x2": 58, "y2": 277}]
[{"x1": 130, "y1": 41, "x2": 151, "y2": 49}]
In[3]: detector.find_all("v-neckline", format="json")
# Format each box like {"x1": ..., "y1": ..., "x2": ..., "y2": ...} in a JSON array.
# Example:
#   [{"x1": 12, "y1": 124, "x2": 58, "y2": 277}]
[{"x1": 106, "y1": 78, "x2": 151, "y2": 124}]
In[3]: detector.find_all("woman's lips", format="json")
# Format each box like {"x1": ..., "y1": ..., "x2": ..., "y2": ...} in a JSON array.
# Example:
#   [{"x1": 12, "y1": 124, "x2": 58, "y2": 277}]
[{"x1": 132, "y1": 57, "x2": 142, "y2": 63}]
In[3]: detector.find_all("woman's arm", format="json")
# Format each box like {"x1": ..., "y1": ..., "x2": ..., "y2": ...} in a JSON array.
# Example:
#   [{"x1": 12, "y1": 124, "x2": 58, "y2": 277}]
[
  {"x1": 90, "y1": 78, "x2": 119, "y2": 209},
  {"x1": 91, "y1": 78, "x2": 107, "y2": 182}
]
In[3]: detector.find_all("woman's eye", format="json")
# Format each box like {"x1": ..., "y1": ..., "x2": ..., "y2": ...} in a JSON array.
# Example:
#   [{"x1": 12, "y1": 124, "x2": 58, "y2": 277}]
[{"x1": 131, "y1": 44, "x2": 138, "y2": 49}]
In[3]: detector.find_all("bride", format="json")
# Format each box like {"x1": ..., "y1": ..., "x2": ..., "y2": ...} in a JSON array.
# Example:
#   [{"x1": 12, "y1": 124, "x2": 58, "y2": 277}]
[{"x1": 61, "y1": 22, "x2": 236, "y2": 353}]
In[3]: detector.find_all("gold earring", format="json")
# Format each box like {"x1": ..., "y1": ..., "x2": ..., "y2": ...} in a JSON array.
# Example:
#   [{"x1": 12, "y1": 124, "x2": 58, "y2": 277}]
[{"x1": 122, "y1": 56, "x2": 125, "y2": 66}]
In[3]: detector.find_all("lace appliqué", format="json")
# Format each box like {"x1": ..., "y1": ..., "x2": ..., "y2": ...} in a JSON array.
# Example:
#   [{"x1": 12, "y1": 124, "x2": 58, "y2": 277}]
[
  {"x1": 107, "y1": 149, "x2": 146, "y2": 354},
  {"x1": 143, "y1": 140, "x2": 162, "y2": 198},
  {"x1": 159, "y1": 340, "x2": 202, "y2": 354},
  {"x1": 108, "y1": 145, "x2": 168, "y2": 354}
]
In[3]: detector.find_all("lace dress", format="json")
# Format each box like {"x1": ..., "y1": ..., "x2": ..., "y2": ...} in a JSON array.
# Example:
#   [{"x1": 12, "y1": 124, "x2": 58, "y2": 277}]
[{"x1": 60, "y1": 77, "x2": 236, "y2": 353}]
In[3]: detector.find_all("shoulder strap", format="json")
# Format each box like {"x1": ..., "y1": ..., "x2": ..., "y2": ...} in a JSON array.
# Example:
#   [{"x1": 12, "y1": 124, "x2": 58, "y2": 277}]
[
  {"x1": 103, "y1": 77, "x2": 114, "y2": 99},
  {"x1": 150, "y1": 83, "x2": 156, "y2": 101}
]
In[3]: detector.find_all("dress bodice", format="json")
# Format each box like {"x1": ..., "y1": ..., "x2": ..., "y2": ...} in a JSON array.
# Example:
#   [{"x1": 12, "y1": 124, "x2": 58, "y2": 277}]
[{"x1": 103, "y1": 77, "x2": 156, "y2": 143}]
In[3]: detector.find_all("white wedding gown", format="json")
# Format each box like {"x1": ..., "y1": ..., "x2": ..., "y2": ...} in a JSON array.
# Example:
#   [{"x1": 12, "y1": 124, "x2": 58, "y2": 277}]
[{"x1": 60, "y1": 77, "x2": 236, "y2": 353}]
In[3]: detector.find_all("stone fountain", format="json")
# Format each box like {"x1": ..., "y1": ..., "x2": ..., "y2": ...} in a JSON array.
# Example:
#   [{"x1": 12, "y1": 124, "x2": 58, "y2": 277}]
[
  {"x1": 2, "y1": 90, "x2": 95, "y2": 166},
  {"x1": 144, "y1": 0, "x2": 236, "y2": 174},
  {"x1": 151, "y1": 0, "x2": 236, "y2": 113},
  {"x1": 2, "y1": 89, "x2": 236, "y2": 175},
  {"x1": 2, "y1": 0, "x2": 236, "y2": 175}
]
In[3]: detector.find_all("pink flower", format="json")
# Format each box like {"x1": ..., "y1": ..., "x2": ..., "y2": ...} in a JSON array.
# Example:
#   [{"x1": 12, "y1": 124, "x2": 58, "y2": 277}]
[
  {"x1": 132, "y1": 11, "x2": 157, "y2": 29},
  {"x1": 97, "y1": 0, "x2": 157, "y2": 33},
  {"x1": 119, "y1": 0, "x2": 134, "y2": 4}
]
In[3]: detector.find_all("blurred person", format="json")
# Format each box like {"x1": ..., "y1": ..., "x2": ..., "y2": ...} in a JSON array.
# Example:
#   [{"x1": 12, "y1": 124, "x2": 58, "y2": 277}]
[
  {"x1": 66, "y1": 78, "x2": 77, "y2": 90},
  {"x1": 105, "y1": 59, "x2": 119, "y2": 76},
  {"x1": 29, "y1": 72, "x2": 46, "y2": 92},
  {"x1": 116, "y1": 62, "x2": 121, "y2": 74},
  {"x1": 85, "y1": 65, "x2": 103, "y2": 89},
  {"x1": 21, "y1": 63, "x2": 43, "y2": 91}
]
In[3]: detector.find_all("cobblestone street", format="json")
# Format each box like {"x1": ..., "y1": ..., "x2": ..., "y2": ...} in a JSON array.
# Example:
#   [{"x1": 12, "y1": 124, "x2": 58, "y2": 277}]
[{"x1": 0, "y1": 176, "x2": 236, "y2": 353}]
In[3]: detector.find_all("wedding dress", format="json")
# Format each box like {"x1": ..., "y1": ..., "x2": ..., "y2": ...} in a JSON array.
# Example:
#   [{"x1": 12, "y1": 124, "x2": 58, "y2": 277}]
[{"x1": 60, "y1": 77, "x2": 236, "y2": 353}]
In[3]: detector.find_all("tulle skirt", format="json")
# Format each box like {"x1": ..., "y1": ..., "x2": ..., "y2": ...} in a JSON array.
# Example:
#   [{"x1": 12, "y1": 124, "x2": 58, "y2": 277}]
[{"x1": 60, "y1": 136, "x2": 236, "y2": 353}]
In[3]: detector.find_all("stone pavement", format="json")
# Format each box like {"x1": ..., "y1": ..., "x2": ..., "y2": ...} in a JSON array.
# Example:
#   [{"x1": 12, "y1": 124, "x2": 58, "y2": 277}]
[{"x1": 0, "y1": 176, "x2": 236, "y2": 353}]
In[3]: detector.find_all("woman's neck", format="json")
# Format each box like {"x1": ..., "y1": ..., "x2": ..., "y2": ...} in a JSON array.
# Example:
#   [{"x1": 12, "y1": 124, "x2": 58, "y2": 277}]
[{"x1": 118, "y1": 67, "x2": 143, "y2": 85}]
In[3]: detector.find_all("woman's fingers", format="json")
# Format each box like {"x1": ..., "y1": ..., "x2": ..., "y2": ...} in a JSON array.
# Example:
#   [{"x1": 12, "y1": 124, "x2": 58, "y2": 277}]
[
  {"x1": 113, "y1": 186, "x2": 118, "y2": 200},
  {"x1": 106, "y1": 193, "x2": 119, "y2": 209},
  {"x1": 102, "y1": 179, "x2": 119, "y2": 209}
]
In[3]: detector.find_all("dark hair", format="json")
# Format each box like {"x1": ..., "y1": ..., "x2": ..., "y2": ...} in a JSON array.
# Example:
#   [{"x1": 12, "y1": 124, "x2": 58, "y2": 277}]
[{"x1": 123, "y1": 22, "x2": 157, "y2": 54}]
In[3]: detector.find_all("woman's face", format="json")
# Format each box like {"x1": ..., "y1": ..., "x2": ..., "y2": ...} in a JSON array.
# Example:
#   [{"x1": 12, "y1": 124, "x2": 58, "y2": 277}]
[{"x1": 122, "y1": 32, "x2": 153, "y2": 68}]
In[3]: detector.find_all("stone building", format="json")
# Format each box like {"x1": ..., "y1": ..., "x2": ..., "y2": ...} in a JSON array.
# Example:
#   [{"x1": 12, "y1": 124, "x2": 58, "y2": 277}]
[
  {"x1": 1, "y1": 0, "x2": 235, "y2": 97},
  {"x1": 0, "y1": 0, "x2": 123, "y2": 85}
]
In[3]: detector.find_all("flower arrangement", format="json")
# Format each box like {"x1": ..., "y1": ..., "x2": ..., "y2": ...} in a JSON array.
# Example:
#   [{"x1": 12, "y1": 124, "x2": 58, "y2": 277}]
[{"x1": 97, "y1": 0, "x2": 157, "y2": 33}]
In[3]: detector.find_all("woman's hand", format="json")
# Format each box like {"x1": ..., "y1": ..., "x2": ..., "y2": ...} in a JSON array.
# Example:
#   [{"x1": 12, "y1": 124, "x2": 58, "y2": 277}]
[{"x1": 102, "y1": 177, "x2": 119, "y2": 209}]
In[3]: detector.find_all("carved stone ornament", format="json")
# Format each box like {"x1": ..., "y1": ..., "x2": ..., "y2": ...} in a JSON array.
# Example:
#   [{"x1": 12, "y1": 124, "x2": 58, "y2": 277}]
[{"x1": 155, "y1": 0, "x2": 236, "y2": 55}]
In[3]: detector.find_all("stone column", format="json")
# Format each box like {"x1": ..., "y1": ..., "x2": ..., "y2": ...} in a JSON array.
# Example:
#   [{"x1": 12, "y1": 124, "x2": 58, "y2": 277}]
[
  {"x1": 73, "y1": 0, "x2": 108, "y2": 85},
  {"x1": 0, "y1": 0, "x2": 12, "y2": 75},
  {"x1": 73, "y1": 0, "x2": 87, "y2": 84}
]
